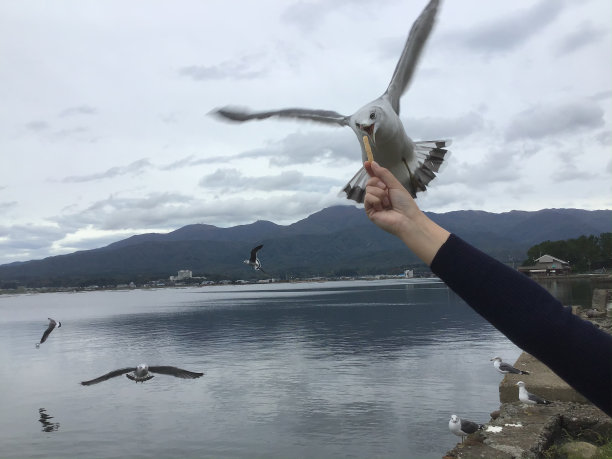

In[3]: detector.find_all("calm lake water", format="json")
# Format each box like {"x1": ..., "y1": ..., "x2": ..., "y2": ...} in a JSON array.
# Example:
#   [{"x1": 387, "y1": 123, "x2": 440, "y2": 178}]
[{"x1": 0, "y1": 279, "x2": 524, "y2": 459}]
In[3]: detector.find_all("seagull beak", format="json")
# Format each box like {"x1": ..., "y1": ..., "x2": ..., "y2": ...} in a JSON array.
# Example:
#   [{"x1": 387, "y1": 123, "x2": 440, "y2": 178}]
[{"x1": 356, "y1": 122, "x2": 375, "y2": 138}]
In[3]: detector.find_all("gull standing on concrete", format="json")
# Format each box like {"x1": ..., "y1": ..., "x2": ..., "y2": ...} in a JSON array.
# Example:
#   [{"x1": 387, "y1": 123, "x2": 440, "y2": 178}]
[
  {"x1": 516, "y1": 381, "x2": 551, "y2": 405},
  {"x1": 80, "y1": 364, "x2": 204, "y2": 385},
  {"x1": 491, "y1": 356, "x2": 530, "y2": 375},
  {"x1": 212, "y1": 0, "x2": 449, "y2": 203},
  {"x1": 244, "y1": 244, "x2": 266, "y2": 273},
  {"x1": 36, "y1": 318, "x2": 61, "y2": 347},
  {"x1": 448, "y1": 415, "x2": 484, "y2": 443}
]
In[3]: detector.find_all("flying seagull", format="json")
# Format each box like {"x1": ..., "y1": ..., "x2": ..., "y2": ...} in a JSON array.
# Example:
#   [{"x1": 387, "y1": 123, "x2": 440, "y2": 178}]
[
  {"x1": 491, "y1": 356, "x2": 530, "y2": 375},
  {"x1": 80, "y1": 364, "x2": 204, "y2": 385},
  {"x1": 244, "y1": 244, "x2": 266, "y2": 273},
  {"x1": 212, "y1": 0, "x2": 449, "y2": 203},
  {"x1": 448, "y1": 415, "x2": 484, "y2": 443},
  {"x1": 36, "y1": 318, "x2": 61, "y2": 347},
  {"x1": 516, "y1": 381, "x2": 551, "y2": 405}
]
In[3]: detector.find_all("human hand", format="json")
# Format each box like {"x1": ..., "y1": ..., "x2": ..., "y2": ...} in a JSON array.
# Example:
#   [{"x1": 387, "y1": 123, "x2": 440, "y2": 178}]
[{"x1": 363, "y1": 161, "x2": 450, "y2": 266}]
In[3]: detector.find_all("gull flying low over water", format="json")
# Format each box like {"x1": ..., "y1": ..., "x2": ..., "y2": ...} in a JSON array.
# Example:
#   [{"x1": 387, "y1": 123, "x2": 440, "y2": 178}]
[
  {"x1": 36, "y1": 318, "x2": 61, "y2": 347},
  {"x1": 491, "y1": 356, "x2": 530, "y2": 375},
  {"x1": 244, "y1": 244, "x2": 266, "y2": 273},
  {"x1": 448, "y1": 415, "x2": 484, "y2": 443},
  {"x1": 212, "y1": 0, "x2": 449, "y2": 203},
  {"x1": 80, "y1": 364, "x2": 204, "y2": 385},
  {"x1": 516, "y1": 381, "x2": 551, "y2": 406}
]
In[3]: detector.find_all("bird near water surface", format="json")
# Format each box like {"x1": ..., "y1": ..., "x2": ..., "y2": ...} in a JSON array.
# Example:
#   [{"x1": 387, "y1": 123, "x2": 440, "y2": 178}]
[
  {"x1": 516, "y1": 381, "x2": 551, "y2": 406},
  {"x1": 212, "y1": 0, "x2": 450, "y2": 203},
  {"x1": 36, "y1": 318, "x2": 61, "y2": 347},
  {"x1": 491, "y1": 356, "x2": 530, "y2": 375},
  {"x1": 80, "y1": 364, "x2": 204, "y2": 385},
  {"x1": 448, "y1": 414, "x2": 484, "y2": 443},
  {"x1": 244, "y1": 244, "x2": 266, "y2": 273}
]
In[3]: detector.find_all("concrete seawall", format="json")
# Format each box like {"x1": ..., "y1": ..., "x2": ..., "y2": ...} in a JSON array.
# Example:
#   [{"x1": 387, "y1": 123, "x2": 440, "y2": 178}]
[{"x1": 444, "y1": 289, "x2": 612, "y2": 459}]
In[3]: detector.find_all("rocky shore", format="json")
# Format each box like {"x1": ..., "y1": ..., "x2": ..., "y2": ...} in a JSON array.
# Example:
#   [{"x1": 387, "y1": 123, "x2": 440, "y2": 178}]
[{"x1": 444, "y1": 289, "x2": 612, "y2": 459}]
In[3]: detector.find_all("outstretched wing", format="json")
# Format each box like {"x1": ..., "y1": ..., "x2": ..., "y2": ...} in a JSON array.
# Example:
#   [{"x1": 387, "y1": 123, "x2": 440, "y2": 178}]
[
  {"x1": 80, "y1": 368, "x2": 135, "y2": 386},
  {"x1": 39, "y1": 319, "x2": 57, "y2": 344},
  {"x1": 149, "y1": 366, "x2": 204, "y2": 379},
  {"x1": 250, "y1": 244, "x2": 263, "y2": 263},
  {"x1": 212, "y1": 107, "x2": 349, "y2": 126},
  {"x1": 384, "y1": 0, "x2": 440, "y2": 113}
]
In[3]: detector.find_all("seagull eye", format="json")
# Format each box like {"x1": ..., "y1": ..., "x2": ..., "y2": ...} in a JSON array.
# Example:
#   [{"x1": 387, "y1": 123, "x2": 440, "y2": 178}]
[{"x1": 369, "y1": 112, "x2": 376, "y2": 120}]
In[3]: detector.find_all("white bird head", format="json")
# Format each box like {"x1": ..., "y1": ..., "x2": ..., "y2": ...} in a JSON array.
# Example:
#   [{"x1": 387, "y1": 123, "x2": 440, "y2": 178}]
[
  {"x1": 516, "y1": 381, "x2": 526, "y2": 388},
  {"x1": 491, "y1": 356, "x2": 502, "y2": 362},
  {"x1": 450, "y1": 414, "x2": 459, "y2": 424}
]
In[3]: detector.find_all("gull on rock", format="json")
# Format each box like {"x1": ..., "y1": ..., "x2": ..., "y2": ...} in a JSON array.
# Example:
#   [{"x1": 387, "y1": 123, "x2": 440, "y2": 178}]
[
  {"x1": 491, "y1": 356, "x2": 530, "y2": 375},
  {"x1": 516, "y1": 381, "x2": 551, "y2": 405},
  {"x1": 80, "y1": 364, "x2": 204, "y2": 385},
  {"x1": 36, "y1": 318, "x2": 61, "y2": 347},
  {"x1": 449, "y1": 415, "x2": 484, "y2": 443},
  {"x1": 212, "y1": 0, "x2": 450, "y2": 203}
]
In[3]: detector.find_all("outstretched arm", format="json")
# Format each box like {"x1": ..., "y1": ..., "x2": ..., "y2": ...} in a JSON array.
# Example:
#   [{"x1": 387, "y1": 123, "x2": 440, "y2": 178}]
[{"x1": 363, "y1": 160, "x2": 449, "y2": 265}]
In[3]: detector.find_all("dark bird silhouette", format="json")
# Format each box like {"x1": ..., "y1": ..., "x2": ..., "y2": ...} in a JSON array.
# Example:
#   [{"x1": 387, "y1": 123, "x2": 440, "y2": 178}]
[
  {"x1": 80, "y1": 363, "x2": 204, "y2": 385},
  {"x1": 36, "y1": 318, "x2": 61, "y2": 347},
  {"x1": 243, "y1": 244, "x2": 266, "y2": 273}
]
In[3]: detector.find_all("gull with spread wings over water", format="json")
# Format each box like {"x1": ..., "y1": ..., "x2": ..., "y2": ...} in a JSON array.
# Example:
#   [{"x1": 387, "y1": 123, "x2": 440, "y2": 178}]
[
  {"x1": 212, "y1": 0, "x2": 449, "y2": 202},
  {"x1": 80, "y1": 364, "x2": 204, "y2": 385},
  {"x1": 36, "y1": 318, "x2": 61, "y2": 348}
]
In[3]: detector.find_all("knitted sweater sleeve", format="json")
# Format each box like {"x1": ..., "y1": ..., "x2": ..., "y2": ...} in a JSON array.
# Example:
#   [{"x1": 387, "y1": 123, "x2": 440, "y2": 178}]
[{"x1": 430, "y1": 233, "x2": 612, "y2": 416}]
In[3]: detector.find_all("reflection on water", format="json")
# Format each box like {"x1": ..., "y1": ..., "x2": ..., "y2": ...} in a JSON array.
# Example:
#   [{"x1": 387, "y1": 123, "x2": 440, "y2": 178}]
[
  {"x1": 536, "y1": 277, "x2": 612, "y2": 307},
  {"x1": 38, "y1": 408, "x2": 60, "y2": 433},
  {"x1": 0, "y1": 280, "x2": 523, "y2": 459}
]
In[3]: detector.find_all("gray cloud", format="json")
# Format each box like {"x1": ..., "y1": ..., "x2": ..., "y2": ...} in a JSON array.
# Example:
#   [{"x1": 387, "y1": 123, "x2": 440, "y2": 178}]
[
  {"x1": 402, "y1": 111, "x2": 486, "y2": 140},
  {"x1": 61, "y1": 158, "x2": 152, "y2": 183},
  {"x1": 446, "y1": 0, "x2": 566, "y2": 55},
  {"x1": 504, "y1": 100, "x2": 605, "y2": 142},
  {"x1": 555, "y1": 21, "x2": 607, "y2": 56},
  {"x1": 198, "y1": 168, "x2": 342, "y2": 192},
  {"x1": 159, "y1": 155, "x2": 209, "y2": 171},
  {"x1": 179, "y1": 54, "x2": 268, "y2": 81},
  {"x1": 59, "y1": 105, "x2": 98, "y2": 117},
  {"x1": 442, "y1": 148, "x2": 521, "y2": 188},
  {"x1": 25, "y1": 120, "x2": 50, "y2": 131}
]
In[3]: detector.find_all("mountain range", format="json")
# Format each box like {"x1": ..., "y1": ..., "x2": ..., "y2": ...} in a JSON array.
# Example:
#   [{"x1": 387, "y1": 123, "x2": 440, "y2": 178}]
[{"x1": 1, "y1": 206, "x2": 610, "y2": 287}]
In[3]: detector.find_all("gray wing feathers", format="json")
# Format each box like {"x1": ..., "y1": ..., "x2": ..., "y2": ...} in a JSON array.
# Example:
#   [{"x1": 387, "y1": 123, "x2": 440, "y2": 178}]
[
  {"x1": 341, "y1": 167, "x2": 370, "y2": 203},
  {"x1": 410, "y1": 139, "x2": 450, "y2": 195},
  {"x1": 213, "y1": 107, "x2": 349, "y2": 126},
  {"x1": 149, "y1": 366, "x2": 204, "y2": 379},
  {"x1": 461, "y1": 419, "x2": 483, "y2": 434},
  {"x1": 385, "y1": 0, "x2": 440, "y2": 113},
  {"x1": 80, "y1": 368, "x2": 135, "y2": 386},
  {"x1": 528, "y1": 392, "x2": 551, "y2": 404}
]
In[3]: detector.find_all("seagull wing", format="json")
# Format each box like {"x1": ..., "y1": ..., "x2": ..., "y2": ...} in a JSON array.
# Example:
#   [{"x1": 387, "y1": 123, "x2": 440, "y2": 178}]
[
  {"x1": 528, "y1": 391, "x2": 550, "y2": 405},
  {"x1": 212, "y1": 107, "x2": 349, "y2": 127},
  {"x1": 250, "y1": 244, "x2": 263, "y2": 263},
  {"x1": 80, "y1": 368, "x2": 135, "y2": 386},
  {"x1": 149, "y1": 366, "x2": 204, "y2": 379},
  {"x1": 499, "y1": 362, "x2": 521, "y2": 374},
  {"x1": 460, "y1": 419, "x2": 483, "y2": 434},
  {"x1": 39, "y1": 319, "x2": 57, "y2": 344},
  {"x1": 384, "y1": 0, "x2": 440, "y2": 114}
]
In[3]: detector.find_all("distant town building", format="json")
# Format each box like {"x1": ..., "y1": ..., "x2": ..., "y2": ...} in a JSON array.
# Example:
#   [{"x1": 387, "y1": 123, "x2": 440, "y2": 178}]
[
  {"x1": 519, "y1": 254, "x2": 571, "y2": 276},
  {"x1": 169, "y1": 269, "x2": 193, "y2": 282}
]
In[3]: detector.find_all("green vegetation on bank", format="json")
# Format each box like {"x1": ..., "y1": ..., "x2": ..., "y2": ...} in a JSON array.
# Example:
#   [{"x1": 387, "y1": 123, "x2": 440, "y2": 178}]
[{"x1": 523, "y1": 233, "x2": 612, "y2": 272}]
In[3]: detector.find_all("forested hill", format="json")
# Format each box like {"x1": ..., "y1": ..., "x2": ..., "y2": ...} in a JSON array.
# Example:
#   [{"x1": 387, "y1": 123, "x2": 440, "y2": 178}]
[{"x1": 0, "y1": 206, "x2": 610, "y2": 287}]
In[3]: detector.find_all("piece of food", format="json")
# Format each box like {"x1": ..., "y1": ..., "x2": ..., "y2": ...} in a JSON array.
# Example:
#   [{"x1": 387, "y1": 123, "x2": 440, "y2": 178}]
[{"x1": 363, "y1": 135, "x2": 373, "y2": 162}]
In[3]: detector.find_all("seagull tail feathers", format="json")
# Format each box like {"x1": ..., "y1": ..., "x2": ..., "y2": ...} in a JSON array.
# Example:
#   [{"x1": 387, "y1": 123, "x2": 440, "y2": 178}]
[
  {"x1": 340, "y1": 167, "x2": 369, "y2": 203},
  {"x1": 409, "y1": 139, "x2": 451, "y2": 195}
]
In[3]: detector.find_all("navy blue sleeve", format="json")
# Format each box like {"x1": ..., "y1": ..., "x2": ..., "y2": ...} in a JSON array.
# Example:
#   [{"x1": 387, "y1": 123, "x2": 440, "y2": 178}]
[{"x1": 430, "y1": 233, "x2": 612, "y2": 416}]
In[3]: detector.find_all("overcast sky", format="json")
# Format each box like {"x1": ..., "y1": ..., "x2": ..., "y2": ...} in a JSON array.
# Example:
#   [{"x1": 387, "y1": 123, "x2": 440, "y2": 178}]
[{"x1": 1, "y1": 0, "x2": 610, "y2": 264}]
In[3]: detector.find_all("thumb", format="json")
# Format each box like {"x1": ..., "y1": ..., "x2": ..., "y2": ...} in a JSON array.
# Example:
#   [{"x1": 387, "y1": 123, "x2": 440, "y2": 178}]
[{"x1": 370, "y1": 161, "x2": 404, "y2": 191}]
